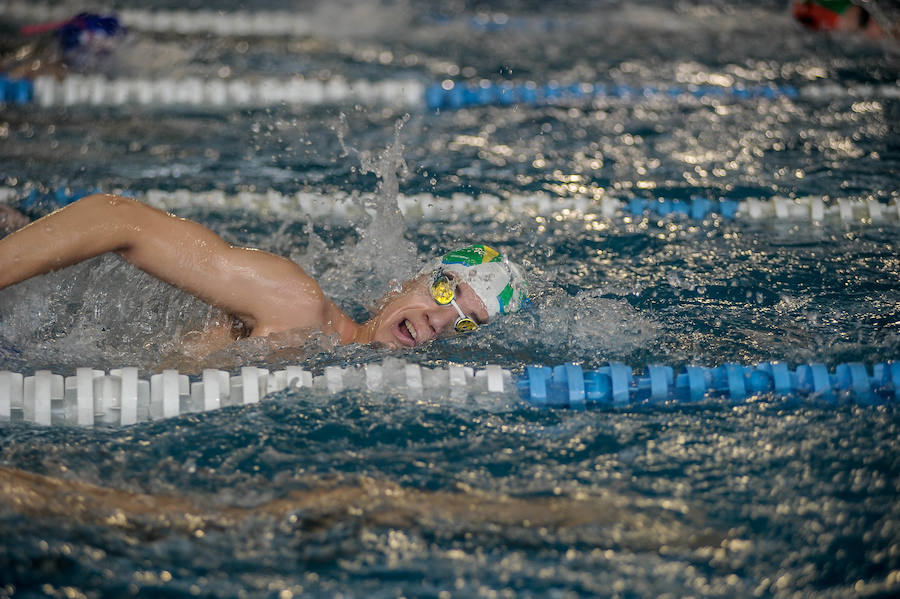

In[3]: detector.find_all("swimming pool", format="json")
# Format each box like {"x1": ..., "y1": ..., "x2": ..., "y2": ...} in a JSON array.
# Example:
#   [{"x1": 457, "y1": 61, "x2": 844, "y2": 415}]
[{"x1": 1, "y1": 1, "x2": 899, "y2": 597}]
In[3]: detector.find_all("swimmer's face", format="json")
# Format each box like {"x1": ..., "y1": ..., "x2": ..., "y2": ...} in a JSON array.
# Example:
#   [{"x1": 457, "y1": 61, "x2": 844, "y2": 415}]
[{"x1": 369, "y1": 273, "x2": 490, "y2": 348}]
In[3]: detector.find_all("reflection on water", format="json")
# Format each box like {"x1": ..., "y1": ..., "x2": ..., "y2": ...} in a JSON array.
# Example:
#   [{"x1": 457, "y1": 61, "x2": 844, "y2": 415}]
[
  {"x1": 1, "y1": 390, "x2": 898, "y2": 597},
  {"x1": 0, "y1": 466, "x2": 717, "y2": 554}
]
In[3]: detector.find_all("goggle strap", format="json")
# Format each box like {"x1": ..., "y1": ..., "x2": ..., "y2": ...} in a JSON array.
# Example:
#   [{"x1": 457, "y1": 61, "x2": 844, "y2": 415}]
[{"x1": 448, "y1": 297, "x2": 467, "y2": 320}]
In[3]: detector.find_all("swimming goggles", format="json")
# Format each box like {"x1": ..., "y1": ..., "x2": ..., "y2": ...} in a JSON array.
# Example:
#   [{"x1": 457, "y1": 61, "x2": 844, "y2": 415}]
[{"x1": 430, "y1": 270, "x2": 479, "y2": 333}]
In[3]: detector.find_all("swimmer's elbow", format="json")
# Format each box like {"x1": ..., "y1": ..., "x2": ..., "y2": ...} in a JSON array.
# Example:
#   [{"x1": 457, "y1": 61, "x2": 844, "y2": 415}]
[
  {"x1": 79, "y1": 193, "x2": 138, "y2": 214},
  {"x1": 79, "y1": 194, "x2": 182, "y2": 259},
  {"x1": 78, "y1": 194, "x2": 146, "y2": 248}
]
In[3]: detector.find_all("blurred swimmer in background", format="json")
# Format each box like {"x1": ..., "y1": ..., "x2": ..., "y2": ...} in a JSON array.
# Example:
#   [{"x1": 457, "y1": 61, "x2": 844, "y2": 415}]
[
  {"x1": 1, "y1": 11, "x2": 192, "y2": 80},
  {"x1": 1, "y1": 13, "x2": 127, "y2": 79}
]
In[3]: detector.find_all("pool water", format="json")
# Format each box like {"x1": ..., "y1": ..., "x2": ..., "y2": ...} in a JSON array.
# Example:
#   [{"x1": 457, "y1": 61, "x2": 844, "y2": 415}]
[{"x1": 1, "y1": 1, "x2": 899, "y2": 597}]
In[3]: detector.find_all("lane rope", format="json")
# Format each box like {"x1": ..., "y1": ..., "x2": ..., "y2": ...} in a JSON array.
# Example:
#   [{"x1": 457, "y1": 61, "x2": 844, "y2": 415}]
[
  {"x1": 2, "y1": 186, "x2": 898, "y2": 224},
  {"x1": 1, "y1": 359, "x2": 896, "y2": 426},
  {"x1": 2, "y1": 73, "x2": 897, "y2": 108}
]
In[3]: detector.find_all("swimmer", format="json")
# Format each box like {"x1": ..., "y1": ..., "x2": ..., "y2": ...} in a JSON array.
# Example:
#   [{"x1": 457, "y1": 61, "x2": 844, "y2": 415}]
[
  {"x1": 2, "y1": 12, "x2": 191, "y2": 81},
  {"x1": 2, "y1": 13, "x2": 126, "y2": 80},
  {"x1": 0, "y1": 194, "x2": 528, "y2": 355},
  {"x1": 792, "y1": 1, "x2": 893, "y2": 38}
]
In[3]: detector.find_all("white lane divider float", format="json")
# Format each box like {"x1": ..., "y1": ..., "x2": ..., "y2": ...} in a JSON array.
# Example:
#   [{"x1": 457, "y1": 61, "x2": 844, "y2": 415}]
[
  {"x1": 0, "y1": 360, "x2": 513, "y2": 427},
  {"x1": 30, "y1": 75, "x2": 425, "y2": 109}
]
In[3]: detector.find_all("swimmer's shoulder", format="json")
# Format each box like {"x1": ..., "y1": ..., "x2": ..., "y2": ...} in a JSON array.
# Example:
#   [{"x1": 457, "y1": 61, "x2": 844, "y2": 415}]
[{"x1": 247, "y1": 279, "x2": 343, "y2": 338}]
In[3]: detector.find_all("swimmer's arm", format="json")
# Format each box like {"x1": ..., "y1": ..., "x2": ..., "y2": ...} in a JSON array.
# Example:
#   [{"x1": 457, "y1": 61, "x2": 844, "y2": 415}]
[{"x1": 0, "y1": 194, "x2": 347, "y2": 338}]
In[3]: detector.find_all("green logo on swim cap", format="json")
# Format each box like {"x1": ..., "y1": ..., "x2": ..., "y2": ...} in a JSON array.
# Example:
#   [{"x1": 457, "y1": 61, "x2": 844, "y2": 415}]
[
  {"x1": 496, "y1": 280, "x2": 529, "y2": 314},
  {"x1": 498, "y1": 283, "x2": 515, "y2": 313},
  {"x1": 441, "y1": 244, "x2": 502, "y2": 267}
]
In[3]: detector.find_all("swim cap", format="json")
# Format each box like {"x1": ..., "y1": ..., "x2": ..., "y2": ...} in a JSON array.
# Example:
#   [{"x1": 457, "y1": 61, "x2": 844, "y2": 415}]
[{"x1": 428, "y1": 244, "x2": 529, "y2": 319}]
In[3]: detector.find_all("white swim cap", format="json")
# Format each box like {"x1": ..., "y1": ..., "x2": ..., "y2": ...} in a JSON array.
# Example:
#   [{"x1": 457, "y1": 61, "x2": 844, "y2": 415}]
[{"x1": 427, "y1": 244, "x2": 529, "y2": 319}]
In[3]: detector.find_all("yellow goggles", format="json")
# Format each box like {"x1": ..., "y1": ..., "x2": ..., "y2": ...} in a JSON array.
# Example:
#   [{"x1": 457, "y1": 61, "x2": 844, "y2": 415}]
[{"x1": 430, "y1": 271, "x2": 479, "y2": 333}]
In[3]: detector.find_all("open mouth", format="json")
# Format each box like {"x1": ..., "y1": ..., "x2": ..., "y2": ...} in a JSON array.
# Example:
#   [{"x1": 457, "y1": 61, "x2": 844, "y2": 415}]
[{"x1": 392, "y1": 318, "x2": 417, "y2": 347}]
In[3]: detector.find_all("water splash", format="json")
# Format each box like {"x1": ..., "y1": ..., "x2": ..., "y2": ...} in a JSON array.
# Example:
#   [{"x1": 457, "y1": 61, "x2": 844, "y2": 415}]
[
  {"x1": 0, "y1": 256, "x2": 219, "y2": 372},
  {"x1": 499, "y1": 287, "x2": 659, "y2": 365},
  {"x1": 312, "y1": 115, "x2": 419, "y2": 312}
]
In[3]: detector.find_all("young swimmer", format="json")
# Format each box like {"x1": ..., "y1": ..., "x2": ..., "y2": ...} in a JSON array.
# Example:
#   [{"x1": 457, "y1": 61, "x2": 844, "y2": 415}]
[{"x1": 0, "y1": 194, "x2": 528, "y2": 355}]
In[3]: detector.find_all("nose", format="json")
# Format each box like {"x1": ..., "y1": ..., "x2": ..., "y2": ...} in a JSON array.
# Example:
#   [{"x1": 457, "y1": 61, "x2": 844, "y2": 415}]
[{"x1": 426, "y1": 305, "x2": 458, "y2": 337}]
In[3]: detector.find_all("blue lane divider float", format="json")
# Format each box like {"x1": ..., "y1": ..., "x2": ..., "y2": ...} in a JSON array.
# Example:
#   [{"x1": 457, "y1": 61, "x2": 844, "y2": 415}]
[
  {"x1": 1, "y1": 360, "x2": 897, "y2": 428},
  {"x1": 626, "y1": 197, "x2": 741, "y2": 220},
  {"x1": 426, "y1": 81, "x2": 801, "y2": 111},
  {"x1": 0, "y1": 75, "x2": 34, "y2": 105},
  {"x1": 517, "y1": 361, "x2": 900, "y2": 408}
]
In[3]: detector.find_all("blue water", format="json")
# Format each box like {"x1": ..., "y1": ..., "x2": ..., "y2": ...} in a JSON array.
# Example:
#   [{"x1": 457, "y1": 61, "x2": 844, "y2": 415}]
[{"x1": 1, "y1": 1, "x2": 899, "y2": 597}]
